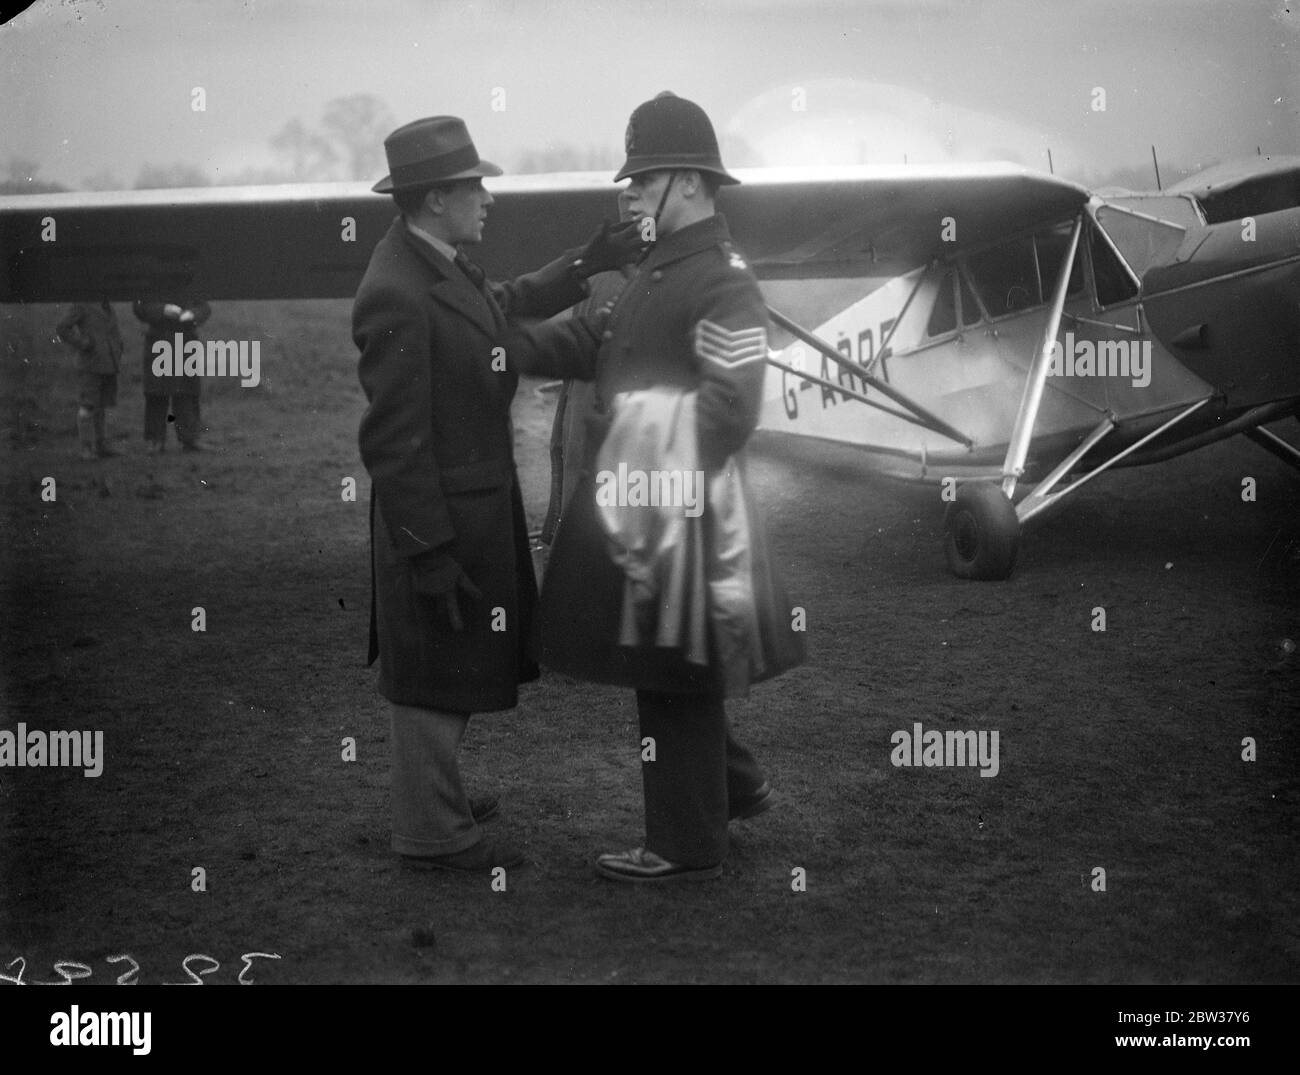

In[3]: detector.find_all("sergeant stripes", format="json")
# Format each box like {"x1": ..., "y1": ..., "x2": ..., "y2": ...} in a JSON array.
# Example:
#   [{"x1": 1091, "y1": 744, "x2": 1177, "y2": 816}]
[{"x1": 694, "y1": 319, "x2": 768, "y2": 368}]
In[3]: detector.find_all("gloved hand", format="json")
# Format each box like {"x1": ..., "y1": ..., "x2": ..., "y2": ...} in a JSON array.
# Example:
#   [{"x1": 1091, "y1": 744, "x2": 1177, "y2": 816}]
[
  {"x1": 410, "y1": 550, "x2": 483, "y2": 632},
  {"x1": 574, "y1": 219, "x2": 644, "y2": 277},
  {"x1": 163, "y1": 303, "x2": 184, "y2": 319}
]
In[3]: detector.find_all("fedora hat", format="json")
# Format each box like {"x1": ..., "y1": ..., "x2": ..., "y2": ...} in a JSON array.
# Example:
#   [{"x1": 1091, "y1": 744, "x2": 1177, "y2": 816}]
[{"x1": 372, "y1": 116, "x2": 503, "y2": 194}]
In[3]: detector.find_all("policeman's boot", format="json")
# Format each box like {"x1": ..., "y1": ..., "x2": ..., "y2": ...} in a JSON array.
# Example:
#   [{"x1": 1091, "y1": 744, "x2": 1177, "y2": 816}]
[
  {"x1": 93, "y1": 407, "x2": 119, "y2": 457},
  {"x1": 76, "y1": 407, "x2": 97, "y2": 461}
]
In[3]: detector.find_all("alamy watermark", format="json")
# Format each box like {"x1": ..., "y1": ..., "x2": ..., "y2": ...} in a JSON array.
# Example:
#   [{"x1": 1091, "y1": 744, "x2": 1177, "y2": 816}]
[
  {"x1": 0, "y1": 723, "x2": 103, "y2": 777},
  {"x1": 890, "y1": 721, "x2": 999, "y2": 777},
  {"x1": 1048, "y1": 332, "x2": 1150, "y2": 388},
  {"x1": 594, "y1": 463, "x2": 705, "y2": 519},
  {"x1": 151, "y1": 335, "x2": 261, "y2": 387}
]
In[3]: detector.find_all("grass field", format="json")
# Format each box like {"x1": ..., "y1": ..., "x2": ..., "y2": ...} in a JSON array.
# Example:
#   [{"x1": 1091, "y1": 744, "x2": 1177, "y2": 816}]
[{"x1": 1, "y1": 297, "x2": 1298, "y2": 985}]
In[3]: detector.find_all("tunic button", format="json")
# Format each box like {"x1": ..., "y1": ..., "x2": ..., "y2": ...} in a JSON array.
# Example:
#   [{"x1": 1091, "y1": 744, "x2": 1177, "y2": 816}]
[
  {"x1": 651, "y1": 270, "x2": 663, "y2": 281},
  {"x1": 602, "y1": 330, "x2": 614, "y2": 341}
]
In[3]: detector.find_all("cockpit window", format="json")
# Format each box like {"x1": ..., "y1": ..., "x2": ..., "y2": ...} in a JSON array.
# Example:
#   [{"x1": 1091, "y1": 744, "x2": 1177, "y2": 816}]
[
  {"x1": 927, "y1": 269, "x2": 957, "y2": 337},
  {"x1": 1104, "y1": 195, "x2": 1201, "y2": 229},
  {"x1": 1089, "y1": 222, "x2": 1139, "y2": 306},
  {"x1": 964, "y1": 223, "x2": 1084, "y2": 319},
  {"x1": 968, "y1": 236, "x2": 1038, "y2": 317},
  {"x1": 1034, "y1": 224, "x2": 1085, "y2": 299},
  {"x1": 1094, "y1": 204, "x2": 1186, "y2": 278},
  {"x1": 959, "y1": 272, "x2": 982, "y2": 326}
]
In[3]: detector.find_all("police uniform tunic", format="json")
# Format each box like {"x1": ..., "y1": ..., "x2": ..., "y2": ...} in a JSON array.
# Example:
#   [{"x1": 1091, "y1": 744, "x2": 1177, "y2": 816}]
[
  {"x1": 532, "y1": 212, "x2": 803, "y2": 696},
  {"x1": 514, "y1": 212, "x2": 805, "y2": 867}
]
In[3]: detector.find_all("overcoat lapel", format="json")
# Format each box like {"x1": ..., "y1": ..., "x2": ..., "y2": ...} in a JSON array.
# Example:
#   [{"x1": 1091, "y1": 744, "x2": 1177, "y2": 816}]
[{"x1": 398, "y1": 226, "x2": 500, "y2": 340}]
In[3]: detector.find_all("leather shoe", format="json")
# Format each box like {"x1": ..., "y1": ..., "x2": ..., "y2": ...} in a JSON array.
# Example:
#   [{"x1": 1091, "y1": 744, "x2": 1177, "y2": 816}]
[
  {"x1": 400, "y1": 839, "x2": 524, "y2": 872},
  {"x1": 594, "y1": 846, "x2": 721, "y2": 883},
  {"x1": 729, "y1": 781, "x2": 775, "y2": 821},
  {"x1": 469, "y1": 794, "x2": 499, "y2": 823}
]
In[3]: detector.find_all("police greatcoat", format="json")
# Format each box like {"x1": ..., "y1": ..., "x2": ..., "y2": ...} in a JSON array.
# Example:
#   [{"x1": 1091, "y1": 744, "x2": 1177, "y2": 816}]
[
  {"x1": 354, "y1": 219, "x2": 587, "y2": 713},
  {"x1": 511, "y1": 213, "x2": 806, "y2": 695}
]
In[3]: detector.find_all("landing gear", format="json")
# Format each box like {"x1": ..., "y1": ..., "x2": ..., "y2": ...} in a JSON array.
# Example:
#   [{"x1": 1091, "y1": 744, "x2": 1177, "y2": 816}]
[{"x1": 944, "y1": 482, "x2": 1020, "y2": 580}]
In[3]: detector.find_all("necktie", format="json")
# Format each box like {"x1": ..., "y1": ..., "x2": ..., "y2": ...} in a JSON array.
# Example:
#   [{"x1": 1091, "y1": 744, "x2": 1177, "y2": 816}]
[{"x1": 455, "y1": 252, "x2": 486, "y2": 292}]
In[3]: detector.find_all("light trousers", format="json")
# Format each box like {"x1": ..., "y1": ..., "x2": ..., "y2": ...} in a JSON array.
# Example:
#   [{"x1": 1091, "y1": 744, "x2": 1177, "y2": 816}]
[{"x1": 389, "y1": 703, "x2": 481, "y2": 856}]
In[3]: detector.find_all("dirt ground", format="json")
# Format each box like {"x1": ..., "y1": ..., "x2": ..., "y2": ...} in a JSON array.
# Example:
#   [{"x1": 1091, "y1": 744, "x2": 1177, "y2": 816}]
[{"x1": 1, "y1": 298, "x2": 1298, "y2": 986}]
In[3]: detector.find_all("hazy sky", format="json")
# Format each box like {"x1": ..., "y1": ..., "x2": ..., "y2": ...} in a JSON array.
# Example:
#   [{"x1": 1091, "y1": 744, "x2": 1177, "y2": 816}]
[{"x1": 2, "y1": 0, "x2": 1296, "y2": 190}]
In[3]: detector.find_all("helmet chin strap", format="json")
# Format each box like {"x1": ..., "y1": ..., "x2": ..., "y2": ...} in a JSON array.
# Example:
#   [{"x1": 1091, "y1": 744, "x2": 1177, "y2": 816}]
[
  {"x1": 651, "y1": 170, "x2": 676, "y2": 232},
  {"x1": 634, "y1": 170, "x2": 675, "y2": 265}
]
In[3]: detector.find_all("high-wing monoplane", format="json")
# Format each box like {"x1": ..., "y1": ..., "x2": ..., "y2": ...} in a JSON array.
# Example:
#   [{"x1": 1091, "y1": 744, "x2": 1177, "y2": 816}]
[{"x1": 3, "y1": 155, "x2": 1297, "y2": 577}]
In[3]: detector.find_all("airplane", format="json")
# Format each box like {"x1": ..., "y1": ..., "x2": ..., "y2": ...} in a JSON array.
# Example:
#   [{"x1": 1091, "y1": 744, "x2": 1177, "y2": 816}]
[{"x1": 3, "y1": 154, "x2": 1298, "y2": 579}]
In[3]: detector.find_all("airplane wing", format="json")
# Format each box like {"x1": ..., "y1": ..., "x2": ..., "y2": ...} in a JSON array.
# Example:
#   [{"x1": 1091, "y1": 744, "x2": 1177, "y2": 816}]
[
  {"x1": 720, "y1": 163, "x2": 1089, "y2": 278},
  {"x1": 0, "y1": 163, "x2": 1089, "y2": 302},
  {"x1": 1166, "y1": 154, "x2": 1300, "y2": 223}
]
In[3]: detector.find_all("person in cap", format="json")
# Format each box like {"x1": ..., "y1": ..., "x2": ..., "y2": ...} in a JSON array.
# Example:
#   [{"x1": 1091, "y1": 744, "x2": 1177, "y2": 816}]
[
  {"x1": 354, "y1": 115, "x2": 640, "y2": 873},
  {"x1": 56, "y1": 297, "x2": 124, "y2": 460},
  {"x1": 505, "y1": 93, "x2": 806, "y2": 882}
]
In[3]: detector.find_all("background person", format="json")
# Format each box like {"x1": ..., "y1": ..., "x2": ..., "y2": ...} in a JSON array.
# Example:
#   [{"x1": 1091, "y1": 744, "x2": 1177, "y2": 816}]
[
  {"x1": 55, "y1": 297, "x2": 123, "y2": 461},
  {"x1": 133, "y1": 298, "x2": 211, "y2": 453}
]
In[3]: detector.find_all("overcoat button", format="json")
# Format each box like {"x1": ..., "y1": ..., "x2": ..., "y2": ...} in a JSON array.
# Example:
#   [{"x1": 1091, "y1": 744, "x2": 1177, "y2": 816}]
[{"x1": 651, "y1": 270, "x2": 663, "y2": 281}]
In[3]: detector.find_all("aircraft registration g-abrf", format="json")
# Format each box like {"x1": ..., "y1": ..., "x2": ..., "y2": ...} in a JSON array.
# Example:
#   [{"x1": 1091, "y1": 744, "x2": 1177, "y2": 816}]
[{"x1": 3, "y1": 154, "x2": 1298, "y2": 579}]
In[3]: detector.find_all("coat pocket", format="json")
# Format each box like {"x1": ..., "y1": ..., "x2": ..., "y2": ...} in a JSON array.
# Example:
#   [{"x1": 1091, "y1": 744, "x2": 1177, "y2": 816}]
[{"x1": 439, "y1": 459, "x2": 515, "y2": 576}]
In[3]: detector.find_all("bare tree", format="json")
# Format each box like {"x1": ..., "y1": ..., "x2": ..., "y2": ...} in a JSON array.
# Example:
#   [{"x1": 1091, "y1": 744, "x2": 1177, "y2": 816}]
[
  {"x1": 1, "y1": 156, "x2": 69, "y2": 194},
  {"x1": 321, "y1": 94, "x2": 395, "y2": 181},
  {"x1": 82, "y1": 169, "x2": 126, "y2": 191},
  {"x1": 134, "y1": 163, "x2": 211, "y2": 189},
  {"x1": 271, "y1": 117, "x2": 340, "y2": 182}
]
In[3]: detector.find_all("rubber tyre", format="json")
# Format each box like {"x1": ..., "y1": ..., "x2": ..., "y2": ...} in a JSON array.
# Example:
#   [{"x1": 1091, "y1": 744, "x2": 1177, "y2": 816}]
[{"x1": 944, "y1": 482, "x2": 1020, "y2": 580}]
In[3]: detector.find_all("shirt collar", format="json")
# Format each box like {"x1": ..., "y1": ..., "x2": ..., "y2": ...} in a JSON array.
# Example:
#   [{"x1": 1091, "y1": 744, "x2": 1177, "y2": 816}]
[{"x1": 405, "y1": 220, "x2": 459, "y2": 265}]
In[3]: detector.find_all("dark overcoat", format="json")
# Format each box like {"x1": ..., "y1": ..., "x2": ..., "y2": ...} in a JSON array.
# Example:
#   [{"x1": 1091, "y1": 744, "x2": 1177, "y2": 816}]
[
  {"x1": 354, "y1": 218, "x2": 586, "y2": 712},
  {"x1": 133, "y1": 300, "x2": 212, "y2": 396},
  {"x1": 512, "y1": 213, "x2": 807, "y2": 696}
]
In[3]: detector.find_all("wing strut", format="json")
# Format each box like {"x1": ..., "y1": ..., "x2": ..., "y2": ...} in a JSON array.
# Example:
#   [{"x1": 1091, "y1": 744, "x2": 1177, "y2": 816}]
[
  {"x1": 1001, "y1": 213, "x2": 1083, "y2": 497},
  {"x1": 765, "y1": 305, "x2": 974, "y2": 448},
  {"x1": 1244, "y1": 425, "x2": 1300, "y2": 473},
  {"x1": 763, "y1": 354, "x2": 961, "y2": 435},
  {"x1": 1015, "y1": 397, "x2": 1212, "y2": 523}
]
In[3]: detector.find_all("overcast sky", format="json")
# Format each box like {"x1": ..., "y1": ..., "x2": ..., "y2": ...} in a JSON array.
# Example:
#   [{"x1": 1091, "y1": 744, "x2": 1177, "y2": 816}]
[{"x1": 2, "y1": 0, "x2": 1296, "y2": 191}]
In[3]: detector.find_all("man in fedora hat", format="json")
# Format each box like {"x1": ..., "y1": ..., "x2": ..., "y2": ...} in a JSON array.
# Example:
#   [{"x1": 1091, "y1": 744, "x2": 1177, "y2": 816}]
[
  {"x1": 354, "y1": 115, "x2": 640, "y2": 873},
  {"x1": 503, "y1": 93, "x2": 806, "y2": 883}
]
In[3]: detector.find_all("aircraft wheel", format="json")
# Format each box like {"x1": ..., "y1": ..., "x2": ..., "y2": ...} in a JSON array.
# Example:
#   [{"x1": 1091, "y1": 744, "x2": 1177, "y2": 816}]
[{"x1": 944, "y1": 482, "x2": 1020, "y2": 580}]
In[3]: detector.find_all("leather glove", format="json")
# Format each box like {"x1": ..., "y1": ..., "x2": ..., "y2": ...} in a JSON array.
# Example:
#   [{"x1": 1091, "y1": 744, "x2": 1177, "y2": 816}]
[
  {"x1": 410, "y1": 550, "x2": 483, "y2": 632},
  {"x1": 573, "y1": 219, "x2": 644, "y2": 277}
]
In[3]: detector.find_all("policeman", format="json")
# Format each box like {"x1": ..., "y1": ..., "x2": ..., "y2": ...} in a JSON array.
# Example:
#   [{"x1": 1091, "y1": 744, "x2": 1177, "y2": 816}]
[{"x1": 508, "y1": 93, "x2": 805, "y2": 882}]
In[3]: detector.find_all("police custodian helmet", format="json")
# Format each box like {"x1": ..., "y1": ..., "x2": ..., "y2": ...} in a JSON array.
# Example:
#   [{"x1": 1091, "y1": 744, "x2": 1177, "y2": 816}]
[{"x1": 614, "y1": 91, "x2": 740, "y2": 185}]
